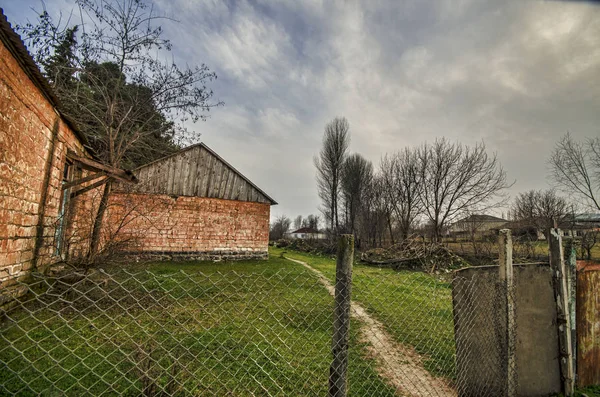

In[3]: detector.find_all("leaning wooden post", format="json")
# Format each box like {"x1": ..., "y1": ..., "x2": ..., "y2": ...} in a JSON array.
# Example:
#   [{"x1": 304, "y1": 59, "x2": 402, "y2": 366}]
[
  {"x1": 549, "y1": 229, "x2": 575, "y2": 396},
  {"x1": 565, "y1": 238, "x2": 578, "y2": 380},
  {"x1": 329, "y1": 234, "x2": 354, "y2": 397},
  {"x1": 498, "y1": 229, "x2": 516, "y2": 397}
]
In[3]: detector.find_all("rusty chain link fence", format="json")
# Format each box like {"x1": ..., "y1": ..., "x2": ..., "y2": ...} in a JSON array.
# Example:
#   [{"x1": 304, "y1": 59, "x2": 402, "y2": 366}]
[{"x1": 0, "y1": 247, "x2": 521, "y2": 396}]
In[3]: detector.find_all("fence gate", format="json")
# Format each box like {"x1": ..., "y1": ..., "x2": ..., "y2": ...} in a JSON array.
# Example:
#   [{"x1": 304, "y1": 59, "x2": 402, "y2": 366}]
[{"x1": 329, "y1": 230, "x2": 566, "y2": 397}]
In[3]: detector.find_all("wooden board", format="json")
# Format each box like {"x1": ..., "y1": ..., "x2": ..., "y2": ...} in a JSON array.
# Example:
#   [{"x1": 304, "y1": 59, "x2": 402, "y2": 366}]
[
  {"x1": 115, "y1": 143, "x2": 275, "y2": 204},
  {"x1": 577, "y1": 268, "x2": 600, "y2": 387}
]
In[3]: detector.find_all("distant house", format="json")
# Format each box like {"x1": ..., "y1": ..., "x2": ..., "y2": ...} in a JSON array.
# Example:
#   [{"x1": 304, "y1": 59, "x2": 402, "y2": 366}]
[
  {"x1": 497, "y1": 213, "x2": 600, "y2": 240},
  {"x1": 447, "y1": 214, "x2": 508, "y2": 238},
  {"x1": 560, "y1": 213, "x2": 600, "y2": 238},
  {"x1": 572, "y1": 213, "x2": 600, "y2": 230},
  {"x1": 497, "y1": 220, "x2": 546, "y2": 240},
  {"x1": 285, "y1": 227, "x2": 326, "y2": 240}
]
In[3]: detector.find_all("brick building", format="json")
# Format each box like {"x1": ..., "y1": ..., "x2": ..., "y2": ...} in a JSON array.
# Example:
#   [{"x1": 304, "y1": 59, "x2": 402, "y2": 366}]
[
  {"x1": 0, "y1": 8, "x2": 275, "y2": 302},
  {"x1": 0, "y1": 9, "x2": 134, "y2": 299},
  {"x1": 109, "y1": 143, "x2": 277, "y2": 261}
]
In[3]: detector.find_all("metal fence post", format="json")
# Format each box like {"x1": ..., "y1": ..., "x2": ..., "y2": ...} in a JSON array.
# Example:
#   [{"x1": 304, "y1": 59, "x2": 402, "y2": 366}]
[
  {"x1": 329, "y1": 234, "x2": 354, "y2": 397},
  {"x1": 498, "y1": 229, "x2": 516, "y2": 397},
  {"x1": 549, "y1": 228, "x2": 575, "y2": 396}
]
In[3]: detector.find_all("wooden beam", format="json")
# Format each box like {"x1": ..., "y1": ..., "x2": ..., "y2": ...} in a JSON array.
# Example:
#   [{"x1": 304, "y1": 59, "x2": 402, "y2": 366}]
[
  {"x1": 66, "y1": 150, "x2": 137, "y2": 184},
  {"x1": 62, "y1": 172, "x2": 106, "y2": 190},
  {"x1": 70, "y1": 177, "x2": 110, "y2": 199}
]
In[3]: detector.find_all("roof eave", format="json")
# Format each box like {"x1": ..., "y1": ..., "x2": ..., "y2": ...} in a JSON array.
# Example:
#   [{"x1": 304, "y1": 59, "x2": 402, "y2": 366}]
[{"x1": 0, "y1": 8, "x2": 91, "y2": 151}]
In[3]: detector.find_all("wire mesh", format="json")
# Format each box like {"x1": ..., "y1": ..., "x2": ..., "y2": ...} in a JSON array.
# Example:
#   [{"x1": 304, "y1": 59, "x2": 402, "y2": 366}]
[
  {"x1": 1, "y1": 268, "x2": 337, "y2": 396},
  {"x1": 0, "y1": 255, "x2": 517, "y2": 396},
  {"x1": 335, "y1": 263, "x2": 511, "y2": 397}
]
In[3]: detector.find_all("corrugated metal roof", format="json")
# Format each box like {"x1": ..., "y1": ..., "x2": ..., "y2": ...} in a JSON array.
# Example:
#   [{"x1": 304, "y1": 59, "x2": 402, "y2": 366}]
[{"x1": 574, "y1": 213, "x2": 600, "y2": 222}]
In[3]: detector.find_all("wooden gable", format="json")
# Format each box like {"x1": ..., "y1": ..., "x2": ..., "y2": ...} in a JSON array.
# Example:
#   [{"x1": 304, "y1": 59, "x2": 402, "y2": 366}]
[{"x1": 120, "y1": 143, "x2": 277, "y2": 205}]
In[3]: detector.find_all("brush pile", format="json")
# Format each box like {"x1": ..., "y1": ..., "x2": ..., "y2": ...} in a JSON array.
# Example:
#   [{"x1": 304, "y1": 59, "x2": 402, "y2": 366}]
[{"x1": 360, "y1": 239, "x2": 470, "y2": 273}]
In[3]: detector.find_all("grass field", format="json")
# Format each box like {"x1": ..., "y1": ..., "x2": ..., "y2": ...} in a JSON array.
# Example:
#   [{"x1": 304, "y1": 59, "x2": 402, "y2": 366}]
[
  {"x1": 0, "y1": 256, "x2": 396, "y2": 396},
  {"x1": 271, "y1": 247, "x2": 457, "y2": 381}
]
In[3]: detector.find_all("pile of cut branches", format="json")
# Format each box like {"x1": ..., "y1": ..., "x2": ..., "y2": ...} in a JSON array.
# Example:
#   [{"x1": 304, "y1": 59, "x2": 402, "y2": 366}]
[
  {"x1": 360, "y1": 238, "x2": 470, "y2": 273},
  {"x1": 274, "y1": 239, "x2": 337, "y2": 255}
]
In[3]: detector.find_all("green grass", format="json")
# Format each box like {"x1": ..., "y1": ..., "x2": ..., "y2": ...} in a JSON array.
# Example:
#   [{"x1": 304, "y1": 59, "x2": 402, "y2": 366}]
[
  {"x1": 555, "y1": 385, "x2": 600, "y2": 397},
  {"x1": 272, "y1": 247, "x2": 457, "y2": 381},
  {"x1": 0, "y1": 256, "x2": 396, "y2": 396}
]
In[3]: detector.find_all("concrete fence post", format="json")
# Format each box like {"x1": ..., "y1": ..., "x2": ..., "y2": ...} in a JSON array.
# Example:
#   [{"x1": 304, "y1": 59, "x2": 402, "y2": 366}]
[
  {"x1": 329, "y1": 234, "x2": 354, "y2": 397},
  {"x1": 565, "y1": 238, "x2": 578, "y2": 380},
  {"x1": 498, "y1": 229, "x2": 516, "y2": 397},
  {"x1": 549, "y1": 228, "x2": 575, "y2": 396}
]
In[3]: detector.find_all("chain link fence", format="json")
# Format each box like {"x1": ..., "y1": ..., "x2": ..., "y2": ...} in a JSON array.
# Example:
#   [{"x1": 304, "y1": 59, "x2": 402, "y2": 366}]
[{"x1": 1, "y1": 250, "x2": 519, "y2": 396}]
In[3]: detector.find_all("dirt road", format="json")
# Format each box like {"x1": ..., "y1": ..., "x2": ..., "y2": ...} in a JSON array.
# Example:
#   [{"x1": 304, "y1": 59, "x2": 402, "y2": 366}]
[{"x1": 286, "y1": 257, "x2": 456, "y2": 397}]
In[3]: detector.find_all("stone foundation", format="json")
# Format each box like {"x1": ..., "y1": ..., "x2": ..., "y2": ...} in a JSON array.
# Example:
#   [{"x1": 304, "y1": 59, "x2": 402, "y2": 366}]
[{"x1": 119, "y1": 250, "x2": 269, "y2": 262}]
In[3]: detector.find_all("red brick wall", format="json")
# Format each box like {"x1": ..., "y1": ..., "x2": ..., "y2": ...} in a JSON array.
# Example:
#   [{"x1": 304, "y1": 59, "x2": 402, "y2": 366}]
[
  {"x1": 106, "y1": 193, "x2": 270, "y2": 259},
  {"x1": 0, "y1": 39, "x2": 90, "y2": 290}
]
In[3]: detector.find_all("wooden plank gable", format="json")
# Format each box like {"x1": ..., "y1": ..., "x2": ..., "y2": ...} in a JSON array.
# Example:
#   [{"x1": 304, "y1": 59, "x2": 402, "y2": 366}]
[{"x1": 117, "y1": 143, "x2": 276, "y2": 205}]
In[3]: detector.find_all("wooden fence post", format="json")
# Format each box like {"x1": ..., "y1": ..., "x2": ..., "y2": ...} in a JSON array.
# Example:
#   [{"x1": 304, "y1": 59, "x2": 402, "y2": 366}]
[
  {"x1": 329, "y1": 234, "x2": 354, "y2": 397},
  {"x1": 549, "y1": 229, "x2": 575, "y2": 396},
  {"x1": 565, "y1": 238, "x2": 578, "y2": 380},
  {"x1": 498, "y1": 229, "x2": 516, "y2": 397}
]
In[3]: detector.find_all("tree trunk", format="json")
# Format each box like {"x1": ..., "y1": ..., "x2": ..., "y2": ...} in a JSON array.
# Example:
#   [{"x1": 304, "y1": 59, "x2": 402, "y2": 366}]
[
  {"x1": 399, "y1": 217, "x2": 411, "y2": 242},
  {"x1": 89, "y1": 180, "x2": 112, "y2": 263},
  {"x1": 387, "y1": 216, "x2": 395, "y2": 246},
  {"x1": 334, "y1": 194, "x2": 339, "y2": 232},
  {"x1": 432, "y1": 224, "x2": 440, "y2": 244},
  {"x1": 330, "y1": 200, "x2": 335, "y2": 241}
]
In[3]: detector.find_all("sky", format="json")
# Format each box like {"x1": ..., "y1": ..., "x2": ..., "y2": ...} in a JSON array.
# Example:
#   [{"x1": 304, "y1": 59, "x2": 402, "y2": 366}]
[{"x1": 3, "y1": 0, "x2": 600, "y2": 222}]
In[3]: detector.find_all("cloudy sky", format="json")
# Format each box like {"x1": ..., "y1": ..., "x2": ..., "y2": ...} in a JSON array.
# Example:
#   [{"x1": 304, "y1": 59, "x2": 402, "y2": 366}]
[{"x1": 4, "y1": 0, "x2": 600, "y2": 221}]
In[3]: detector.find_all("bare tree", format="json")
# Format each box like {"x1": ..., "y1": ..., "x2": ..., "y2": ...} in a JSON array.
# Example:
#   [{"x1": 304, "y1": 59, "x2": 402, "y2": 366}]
[
  {"x1": 304, "y1": 214, "x2": 320, "y2": 231},
  {"x1": 19, "y1": 0, "x2": 222, "y2": 261},
  {"x1": 270, "y1": 215, "x2": 292, "y2": 241},
  {"x1": 581, "y1": 230, "x2": 598, "y2": 261},
  {"x1": 510, "y1": 189, "x2": 571, "y2": 238},
  {"x1": 550, "y1": 133, "x2": 600, "y2": 211},
  {"x1": 418, "y1": 138, "x2": 510, "y2": 242},
  {"x1": 314, "y1": 117, "x2": 350, "y2": 234},
  {"x1": 293, "y1": 215, "x2": 303, "y2": 231},
  {"x1": 341, "y1": 153, "x2": 373, "y2": 235},
  {"x1": 380, "y1": 148, "x2": 422, "y2": 242},
  {"x1": 358, "y1": 176, "x2": 391, "y2": 249}
]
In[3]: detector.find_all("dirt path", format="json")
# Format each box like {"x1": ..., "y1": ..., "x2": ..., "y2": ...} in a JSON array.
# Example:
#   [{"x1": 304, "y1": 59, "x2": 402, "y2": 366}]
[{"x1": 286, "y1": 257, "x2": 456, "y2": 397}]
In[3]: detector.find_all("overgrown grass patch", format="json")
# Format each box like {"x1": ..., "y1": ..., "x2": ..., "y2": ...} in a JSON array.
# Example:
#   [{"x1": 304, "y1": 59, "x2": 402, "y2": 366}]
[{"x1": 0, "y1": 256, "x2": 394, "y2": 396}]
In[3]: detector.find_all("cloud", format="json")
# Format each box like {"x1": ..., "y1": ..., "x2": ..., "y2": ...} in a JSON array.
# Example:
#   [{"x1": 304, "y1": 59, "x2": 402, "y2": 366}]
[{"x1": 4, "y1": 0, "x2": 600, "y2": 221}]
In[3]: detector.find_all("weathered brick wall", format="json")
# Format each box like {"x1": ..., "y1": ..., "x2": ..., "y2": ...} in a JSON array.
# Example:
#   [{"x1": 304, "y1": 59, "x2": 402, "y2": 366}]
[
  {"x1": 106, "y1": 193, "x2": 270, "y2": 260},
  {"x1": 0, "y1": 38, "x2": 90, "y2": 292}
]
